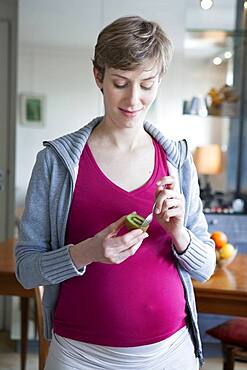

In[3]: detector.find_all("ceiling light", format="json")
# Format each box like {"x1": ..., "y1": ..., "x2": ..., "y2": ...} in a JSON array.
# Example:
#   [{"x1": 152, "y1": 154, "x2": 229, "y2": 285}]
[
  {"x1": 213, "y1": 57, "x2": 222, "y2": 65},
  {"x1": 200, "y1": 0, "x2": 214, "y2": 10},
  {"x1": 244, "y1": 1, "x2": 247, "y2": 9},
  {"x1": 224, "y1": 51, "x2": 232, "y2": 59}
]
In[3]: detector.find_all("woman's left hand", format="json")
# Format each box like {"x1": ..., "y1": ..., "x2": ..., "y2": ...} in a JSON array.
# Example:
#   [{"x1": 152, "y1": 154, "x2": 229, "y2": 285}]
[{"x1": 154, "y1": 176, "x2": 185, "y2": 238}]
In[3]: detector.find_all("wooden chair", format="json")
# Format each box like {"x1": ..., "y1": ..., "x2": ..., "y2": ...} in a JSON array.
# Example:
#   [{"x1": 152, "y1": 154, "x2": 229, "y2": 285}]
[
  {"x1": 34, "y1": 286, "x2": 50, "y2": 370},
  {"x1": 222, "y1": 344, "x2": 247, "y2": 370},
  {"x1": 207, "y1": 318, "x2": 247, "y2": 370}
]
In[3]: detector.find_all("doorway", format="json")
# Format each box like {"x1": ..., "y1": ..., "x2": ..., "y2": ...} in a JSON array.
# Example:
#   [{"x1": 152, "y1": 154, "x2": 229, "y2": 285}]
[
  {"x1": 0, "y1": 0, "x2": 18, "y2": 331},
  {"x1": 0, "y1": 0, "x2": 17, "y2": 243}
]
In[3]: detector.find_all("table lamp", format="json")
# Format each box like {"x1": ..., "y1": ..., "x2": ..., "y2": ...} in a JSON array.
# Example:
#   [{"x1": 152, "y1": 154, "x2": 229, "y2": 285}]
[{"x1": 193, "y1": 144, "x2": 223, "y2": 207}]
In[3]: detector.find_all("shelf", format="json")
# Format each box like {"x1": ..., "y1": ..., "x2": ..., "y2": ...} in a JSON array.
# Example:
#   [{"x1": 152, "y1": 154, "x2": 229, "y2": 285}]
[{"x1": 183, "y1": 101, "x2": 238, "y2": 118}]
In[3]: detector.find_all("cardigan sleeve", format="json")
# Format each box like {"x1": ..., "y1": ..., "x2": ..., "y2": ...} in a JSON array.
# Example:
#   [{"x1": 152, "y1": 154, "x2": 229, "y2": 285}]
[
  {"x1": 173, "y1": 153, "x2": 216, "y2": 282},
  {"x1": 15, "y1": 149, "x2": 85, "y2": 290}
]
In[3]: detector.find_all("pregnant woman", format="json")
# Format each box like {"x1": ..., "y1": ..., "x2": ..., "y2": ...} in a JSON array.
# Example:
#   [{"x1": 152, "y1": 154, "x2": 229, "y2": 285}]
[{"x1": 16, "y1": 15, "x2": 215, "y2": 370}]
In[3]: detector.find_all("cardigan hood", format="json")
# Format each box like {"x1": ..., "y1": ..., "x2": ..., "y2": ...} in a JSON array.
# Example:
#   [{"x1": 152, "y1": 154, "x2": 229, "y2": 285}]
[{"x1": 43, "y1": 117, "x2": 188, "y2": 177}]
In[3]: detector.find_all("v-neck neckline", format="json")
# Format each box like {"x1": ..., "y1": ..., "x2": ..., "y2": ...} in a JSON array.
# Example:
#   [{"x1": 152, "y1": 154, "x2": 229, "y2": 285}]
[{"x1": 84, "y1": 141, "x2": 158, "y2": 195}]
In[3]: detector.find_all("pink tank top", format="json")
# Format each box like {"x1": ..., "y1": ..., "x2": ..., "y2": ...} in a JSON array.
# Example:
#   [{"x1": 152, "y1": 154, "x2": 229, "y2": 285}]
[{"x1": 54, "y1": 139, "x2": 186, "y2": 346}]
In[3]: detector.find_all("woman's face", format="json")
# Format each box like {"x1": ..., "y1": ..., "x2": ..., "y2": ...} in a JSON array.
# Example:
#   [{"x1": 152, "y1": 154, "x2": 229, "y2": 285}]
[{"x1": 94, "y1": 61, "x2": 161, "y2": 129}]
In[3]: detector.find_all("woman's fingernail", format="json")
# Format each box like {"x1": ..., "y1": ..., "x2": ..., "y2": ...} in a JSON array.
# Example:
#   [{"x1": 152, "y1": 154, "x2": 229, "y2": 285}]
[
  {"x1": 154, "y1": 207, "x2": 160, "y2": 214},
  {"x1": 143, "y1": 233, "x2": 149, "y2": 238}
]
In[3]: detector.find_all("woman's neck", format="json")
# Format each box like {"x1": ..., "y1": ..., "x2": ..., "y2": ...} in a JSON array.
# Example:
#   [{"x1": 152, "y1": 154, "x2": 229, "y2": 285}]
[{"x1": 90, "y1": 118, "x2": 150, "y2": 152}]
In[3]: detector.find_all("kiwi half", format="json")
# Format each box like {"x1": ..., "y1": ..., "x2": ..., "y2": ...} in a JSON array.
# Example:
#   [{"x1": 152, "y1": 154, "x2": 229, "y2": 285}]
[{"x1": 125, "y1": 213, "x2": 149, "y2": 232}]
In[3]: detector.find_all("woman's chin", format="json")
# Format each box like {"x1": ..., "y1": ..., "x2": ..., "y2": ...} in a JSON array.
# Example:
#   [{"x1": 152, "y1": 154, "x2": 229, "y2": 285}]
[{"x1": 103, "y1": 112, "x2": 145, "y2": 128}]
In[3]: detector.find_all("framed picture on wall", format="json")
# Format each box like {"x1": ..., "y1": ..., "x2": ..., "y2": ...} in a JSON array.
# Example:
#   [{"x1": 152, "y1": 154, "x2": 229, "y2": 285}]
[{"x1": 20, "y1": 94, "x2": 45, "y2": 127}]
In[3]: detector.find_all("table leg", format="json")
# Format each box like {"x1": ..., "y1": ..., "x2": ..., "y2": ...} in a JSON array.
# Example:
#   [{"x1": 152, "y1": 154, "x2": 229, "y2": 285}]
[{"x1": 20, "y1": 297, "x2": 29, "y2": 370}]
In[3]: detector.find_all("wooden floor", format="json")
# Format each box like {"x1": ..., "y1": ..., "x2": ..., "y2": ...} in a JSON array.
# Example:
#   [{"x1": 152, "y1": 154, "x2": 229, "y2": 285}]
[{"x1": 0, "y1": 331, "x2": 246, "y2": 370}]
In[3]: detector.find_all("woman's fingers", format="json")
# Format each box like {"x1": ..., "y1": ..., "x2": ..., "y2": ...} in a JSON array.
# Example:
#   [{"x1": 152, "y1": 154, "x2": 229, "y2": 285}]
[
  {"x1": 103, "y1": 230, "x2": 149, "y2": 263},
  {"x1": 107, "y1": 229, "x2": 148, "y2": 251},
  {"x1": 160, "y1": 197, "x2": 183, "y2": 213},
  {"x1": 162, "y1": 207, "x2": 183, "y2": 219},
  {"x1": 105, "y1": 215, "x2": 127, "y2": 238},
  {"x1": 154, "y1": 183, "x2": 184, "y2": 226},
  {"x1": 155, "y1": 189, "x2": 179, "y2": 214},
  {"x1": 92, "y1": 216, "x2": 149, "y2": 265},
  {"x1": 129, "y1": 241, "x2": 142, "y2": 255},
  {"x1": 112, "y1": 241, "x2": 143, "y2": 264},
  {"x1": 156, "y1": 176, "x2": 174, "y2": 189}
]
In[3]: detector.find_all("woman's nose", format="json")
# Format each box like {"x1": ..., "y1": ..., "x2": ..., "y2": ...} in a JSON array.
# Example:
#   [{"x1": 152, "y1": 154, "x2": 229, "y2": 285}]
[{"x1": 126, "y1": 86, "x2": 140, "y2": 106}]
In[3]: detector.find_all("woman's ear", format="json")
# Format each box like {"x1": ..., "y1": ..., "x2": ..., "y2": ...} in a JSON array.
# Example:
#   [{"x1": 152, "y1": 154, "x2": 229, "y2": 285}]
[{"x1": 93, "y1": 67, "x2": 103, "y2": 90}]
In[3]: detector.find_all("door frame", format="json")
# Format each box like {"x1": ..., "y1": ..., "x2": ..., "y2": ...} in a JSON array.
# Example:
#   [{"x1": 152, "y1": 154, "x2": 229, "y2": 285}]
[{"x1": 0, "y1": 0, "x2": 17, "y2": 242}]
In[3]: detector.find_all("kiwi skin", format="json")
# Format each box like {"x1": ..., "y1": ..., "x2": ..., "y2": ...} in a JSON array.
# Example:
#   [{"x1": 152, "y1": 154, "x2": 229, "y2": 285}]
[{"x1": 124, "y1": 213, "x2": 149, "y2": 232}]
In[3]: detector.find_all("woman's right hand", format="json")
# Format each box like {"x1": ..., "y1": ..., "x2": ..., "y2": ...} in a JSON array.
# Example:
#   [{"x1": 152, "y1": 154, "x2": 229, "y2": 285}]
[{"x1": 69, "y1": 216, "x2": 149, "y2": 269}]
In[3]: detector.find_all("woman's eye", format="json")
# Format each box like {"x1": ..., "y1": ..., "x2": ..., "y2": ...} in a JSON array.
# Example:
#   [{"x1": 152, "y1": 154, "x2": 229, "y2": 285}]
[
  {"x1": 141, "y1": 83, "x2": 154, "y2": 90},
  {"x1": 114, "y1": 83, "x2": 127, "y2": 89},
  {"x1": 113, "y1": 81, "x2": 155, "y2": 90}
]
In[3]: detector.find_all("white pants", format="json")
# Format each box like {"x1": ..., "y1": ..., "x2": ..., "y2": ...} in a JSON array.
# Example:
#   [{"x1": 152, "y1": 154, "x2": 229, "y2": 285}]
[{"x1": 45, "y1": 327, "x2": 199, "y2": 370}]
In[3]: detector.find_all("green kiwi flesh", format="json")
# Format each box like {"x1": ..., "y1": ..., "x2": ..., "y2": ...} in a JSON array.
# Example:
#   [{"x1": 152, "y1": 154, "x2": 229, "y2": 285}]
[{"x1": 125, "y1": 213, "x2": 149, "y2": 231}]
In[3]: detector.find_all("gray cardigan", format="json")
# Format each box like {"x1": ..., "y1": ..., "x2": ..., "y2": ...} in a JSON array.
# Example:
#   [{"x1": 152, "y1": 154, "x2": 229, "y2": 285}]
[{"x1": 15, "y1": 117, "x2": 216, "y2": 366}]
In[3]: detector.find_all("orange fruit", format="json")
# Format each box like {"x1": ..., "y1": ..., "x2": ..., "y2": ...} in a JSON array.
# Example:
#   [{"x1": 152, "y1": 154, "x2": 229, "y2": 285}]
[
  {"x1": 210, "y1": 231, "x2": 228, "y2": 249},
  {"x1": 219, "y1": 243, "x2": 235, "y2": 259}
]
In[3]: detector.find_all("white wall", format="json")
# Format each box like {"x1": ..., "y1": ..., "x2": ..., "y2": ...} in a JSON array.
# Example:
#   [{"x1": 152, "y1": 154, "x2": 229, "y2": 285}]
[
  {"x1": 156, "y1": 52, "x2": 229, "y2": 145},
  {"x1": 16, "y1": 47, "x2": 102, "y2": 205}
]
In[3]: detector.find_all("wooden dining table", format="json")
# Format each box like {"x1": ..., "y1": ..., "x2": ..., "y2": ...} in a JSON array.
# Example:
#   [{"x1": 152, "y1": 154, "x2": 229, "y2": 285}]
[
  {"x1": 193, "y1": 253, "x2": 247, "y2": 317},
  {"x1": 0, "y1": 239, "x2": 34, "y2": 370},
  {"x1": 0, "y1": 239, "x2": 247, "y2": 370}
]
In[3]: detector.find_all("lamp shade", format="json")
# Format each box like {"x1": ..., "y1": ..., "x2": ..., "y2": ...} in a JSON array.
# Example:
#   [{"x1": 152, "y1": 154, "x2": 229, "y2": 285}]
[{"x1": 193, "y1": 145, "x2": 223, "y2": 175}]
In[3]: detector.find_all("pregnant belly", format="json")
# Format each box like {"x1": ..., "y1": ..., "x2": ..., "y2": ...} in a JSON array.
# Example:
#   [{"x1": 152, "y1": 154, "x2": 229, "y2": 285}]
[{"x1": 54, "y1": 245, "x2": 187, "y2": 346}]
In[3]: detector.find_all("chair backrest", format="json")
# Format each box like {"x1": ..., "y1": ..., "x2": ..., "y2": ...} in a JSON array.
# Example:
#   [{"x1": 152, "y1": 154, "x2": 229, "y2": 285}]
[{"x1": 34, "y1": 286, "x2": 50, "y2": 370}]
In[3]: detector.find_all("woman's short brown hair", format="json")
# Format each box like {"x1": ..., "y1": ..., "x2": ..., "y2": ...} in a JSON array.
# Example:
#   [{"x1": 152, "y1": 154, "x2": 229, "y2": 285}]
[{"x1": 93, "y1": 16, "x2": 173, "y2": 81}]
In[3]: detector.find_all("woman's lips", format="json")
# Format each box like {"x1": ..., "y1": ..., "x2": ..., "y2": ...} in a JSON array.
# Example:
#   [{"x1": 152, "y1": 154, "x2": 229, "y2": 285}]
[{"x1": 119, "y1": 107, "x2": 143, "y2": 117}]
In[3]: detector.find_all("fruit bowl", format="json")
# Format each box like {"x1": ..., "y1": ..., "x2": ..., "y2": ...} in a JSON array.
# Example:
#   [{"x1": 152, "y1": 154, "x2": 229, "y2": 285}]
[
  {"x1": 216, "y1": 247, "x2": 238, "y2": 268},
  {"x1": 210, "y1": 231, "x2": 238, "y2": 269}
]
